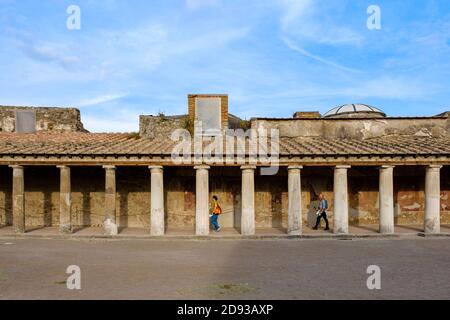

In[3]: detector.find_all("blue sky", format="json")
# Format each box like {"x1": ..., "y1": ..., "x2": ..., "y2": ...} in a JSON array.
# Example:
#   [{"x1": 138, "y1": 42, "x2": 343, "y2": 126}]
[{"x1": 0, "y1": 0, "x2": 449, "y2": 132}]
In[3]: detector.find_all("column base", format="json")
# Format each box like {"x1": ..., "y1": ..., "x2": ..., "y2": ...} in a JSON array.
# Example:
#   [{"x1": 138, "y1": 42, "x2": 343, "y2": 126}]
[
  {"x1": 14, "y1": 226, "x2": 26, "y2": 234},
  {"x1": 59, "y1": 224, "x2": 73, "y2": 234},
  {"x1": 196, "y1": 229, "x2": 209, "y2": 236},
  {"x1": 241, "y1": 227, "x2": 255, "y2": 236},
  {"x1": 103, "y1": 219, "x2": 118, "y2": 235},
  {"x1": 424, "y1": 218, "x2": 440, "y2": 234},
  {"x1": 151, "y1": 228, "x2": 165, "y2": 237},
  {"x1": 379, "y1": 225, "x2": 394, "y2": 234},
  {"x1": 333, "y1": 227, "x2": 348, "y2": 235},
  {"x1": 288, "y1": 230, "x2": 302, "y2": 236}
]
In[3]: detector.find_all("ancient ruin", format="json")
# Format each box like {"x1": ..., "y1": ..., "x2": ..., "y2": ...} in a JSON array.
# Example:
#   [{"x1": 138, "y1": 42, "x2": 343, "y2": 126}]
[{"x1": 0, "y1": 95, "x2": 449, "y2": 237}]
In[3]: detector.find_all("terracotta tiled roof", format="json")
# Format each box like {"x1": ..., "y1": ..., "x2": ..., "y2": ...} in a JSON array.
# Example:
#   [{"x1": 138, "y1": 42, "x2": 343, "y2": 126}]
[
  {"x1": 0, "y1": 132, "x2": 449, "y2": 157},
  {"x1": 279, "y1": 136, "x2": 450, "y2": 156}
]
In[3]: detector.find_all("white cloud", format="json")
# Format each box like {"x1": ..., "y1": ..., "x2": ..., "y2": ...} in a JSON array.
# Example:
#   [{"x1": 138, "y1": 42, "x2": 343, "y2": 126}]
[
  {"x1": 11, "y1": 21, "x2": 249, "y2": 83},
  {"x1": 82, "y1": 115, "x2": 138, "y2": 133},
  {"x1": 279, "y1": 0, "x2": 363, "y2": 46},
  {"x1": 77, "y1": 93, "x2": 128, "y2": 107},
  {"x1": 81, "y1": 106, "x2": 144, "y2": 132},
  {"x1": 15, "y1": 39, "x2": 82, "y2": 71},
  {"x1": 280, "y1": 0, "x2": 312, "y2": 32},
  {"x1": 277, "y1": 0, "x2": 363, "y2": 72},
  {"x1": 282, "y1": 36, "x2": 359, "y2": 73}
]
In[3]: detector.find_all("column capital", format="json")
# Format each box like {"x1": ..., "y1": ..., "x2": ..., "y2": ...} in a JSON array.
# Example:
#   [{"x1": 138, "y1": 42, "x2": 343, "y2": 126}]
[
  {"x1": 194, "y1": 165, "x2": 210, "y2": 170},
  {"x1": 427, "y1": 164, "x2": 443, "y2": 170},
  {"x1": 380, "y1": 165, "x2": 395, "y2": 169},
  {"x1": 57, "y1": 165, "x2": 70, "y2": 169},
  {"x1": 103, "y1": 165, "x2": 116, "y2": 170},
  {"x1": 9, "y1": 165, "x2": 23, "y2": 169},
  {"x1": 335, "y1": 165, "x2": 351, "y2": 170},
  {"x1": 149, "y1": 166, "x2": 163, "y2": 173},
  {"x1": 288, "y1": 165, "x2": 303, "y2": 171},
  {"x1": 241, "y1": 165, "x2": 257, "y2": 170}
]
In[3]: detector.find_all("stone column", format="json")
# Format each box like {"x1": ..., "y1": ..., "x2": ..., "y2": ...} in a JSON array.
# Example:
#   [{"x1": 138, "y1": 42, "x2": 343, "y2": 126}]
[
  {"x1": 241, "y1": 165, "x2": 256, "y2": 235},
  {"x1": 149, "y1": 166, "x2": 165, "y2": 236},
  {"x1": 333, "y1": 165, "x2": 350, "y2": 234},
  {"x1": 379, "y1": 165, "x2": 395, "y2": 234},
  {"x1": 195, "y1": 165, "x2": 210, "y2": 236},
  {"x1": 288, "y1": 166, "x2": 303, "y2": 235},
  {"x1": 57, "y1": 165, "x2": 72, "y2": 234},
  {"x1": 103, "y1": 165, "x2": 118, "y2": 235},
  {"x1": 424, "y1": 165, "x2": 442, "y2": 234},
  {"x1": 10, "y1": 165, "x2": 25, "y2": 234}
]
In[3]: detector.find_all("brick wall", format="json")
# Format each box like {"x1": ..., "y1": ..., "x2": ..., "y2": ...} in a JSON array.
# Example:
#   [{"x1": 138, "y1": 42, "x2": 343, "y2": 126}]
[{"x1": 188, "y1": 94, "x2": 229, "y2": 129}]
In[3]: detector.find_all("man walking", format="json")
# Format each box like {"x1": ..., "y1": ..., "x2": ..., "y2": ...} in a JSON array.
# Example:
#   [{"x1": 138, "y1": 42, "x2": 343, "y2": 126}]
[{"x1": 313, "y1": 193, "x2": 330, "y2": 231}]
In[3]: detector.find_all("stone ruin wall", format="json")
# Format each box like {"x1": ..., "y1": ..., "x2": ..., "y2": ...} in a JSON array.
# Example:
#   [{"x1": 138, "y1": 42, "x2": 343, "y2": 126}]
[
  {"x1": 252, "y1": 116, "x2": 450, "y2": 139},
  {"x1": 0, "y1": 106, "x2": 86, "y2": 133},
  {"x1": 0, "y1": 166, "x2": 449, "y2": 229},
  {"x1": 139, "y1": 113, "x2": 243, "y2": 139},
  {"x1": 139, "y1": 115, "x2": 187, "y2": 139}
]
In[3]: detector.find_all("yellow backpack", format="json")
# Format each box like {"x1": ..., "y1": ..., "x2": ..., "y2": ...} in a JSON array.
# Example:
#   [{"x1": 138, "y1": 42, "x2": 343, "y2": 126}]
[{"x1": 213, "y1": 203, "x2": 222, "y2": 215}]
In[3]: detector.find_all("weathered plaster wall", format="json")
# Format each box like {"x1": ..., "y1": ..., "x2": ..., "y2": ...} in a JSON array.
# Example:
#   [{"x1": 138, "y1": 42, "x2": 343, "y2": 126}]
[
  {"x1": 234, "y1": 166, "x2": 450, "y2": 228},
  {"x1": 253, "y1": 116, "x2": 450, "y2": 139},
  {"x1": 0, "y1": 166, "x2": 448, "y2": 229},
  {"x1": 165, "y1": 167, "x2": 195, "y2": 229},
  {"x1": 23, "y1": 167, "x2": 59, "y2": 227},
  {"x1": 0, "y1": 106, "x2": 86, "y2": 133},
  {"x1": 164, "y1": 167, "x2": 242, "y2": 230},
  {"x1": 116, "y1": 167, "x2": 150, "y2": 228},
  {"x1": 442, "y1": 166, "x2": 450, "y2": 217},
  {"x1": 255, "y1": 172, "x2": 288, "y2": 228},
  {"x1": 0, "y1": 166, "x2": 12, "y2": 226},
  {"x1": 210, "y1": 167, "x2": 242, "y2": 229},
  {"x1": 393, "y1": 166, "x2": 450, "y2": 225}
]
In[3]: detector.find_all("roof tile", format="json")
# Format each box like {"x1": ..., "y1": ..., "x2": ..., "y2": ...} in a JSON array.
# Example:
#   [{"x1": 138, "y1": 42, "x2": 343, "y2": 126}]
[{"x1": 0, "y1": 132, "x2": 448, "y2": 157}]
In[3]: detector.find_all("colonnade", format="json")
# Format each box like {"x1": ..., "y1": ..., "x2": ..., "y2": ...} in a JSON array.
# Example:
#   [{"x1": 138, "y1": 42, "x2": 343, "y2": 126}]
[{"x1": 6, "y1": 164, "x2": 443, "y2": 235}]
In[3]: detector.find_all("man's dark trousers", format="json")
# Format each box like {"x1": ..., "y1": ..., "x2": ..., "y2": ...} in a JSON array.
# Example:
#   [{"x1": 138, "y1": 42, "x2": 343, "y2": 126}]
[{"x1": 315, "y1": 212, "x2": 329, "y2": 229}]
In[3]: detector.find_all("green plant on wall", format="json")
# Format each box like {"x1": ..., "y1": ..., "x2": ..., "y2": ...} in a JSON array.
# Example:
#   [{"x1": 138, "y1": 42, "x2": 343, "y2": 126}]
[
  {"x1": 182, "y1": 116, "x2": 195, "y2": 136},
  {"x1": 157, "y1": 111, "x2": 167, "y2": 122},
  {"x1": 240, "y1": 119, "x2": 251, "y2": 130}
]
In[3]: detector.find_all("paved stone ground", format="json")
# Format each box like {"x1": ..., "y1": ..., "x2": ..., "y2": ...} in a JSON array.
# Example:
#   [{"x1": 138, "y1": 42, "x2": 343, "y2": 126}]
[
  {"x1": 2, "y1": 224, "x2": 449, "y2": 238},
  {"x1": 0, "y1": 237, "x2": 449, "y2": 300}
]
